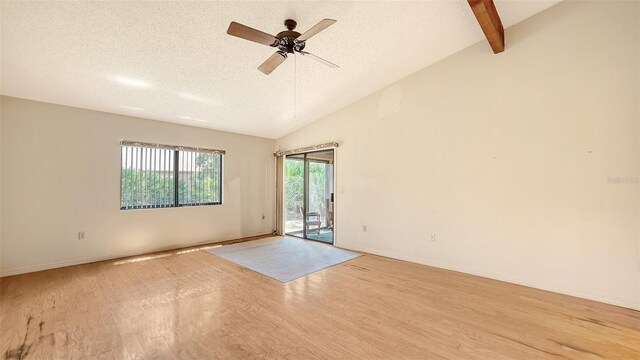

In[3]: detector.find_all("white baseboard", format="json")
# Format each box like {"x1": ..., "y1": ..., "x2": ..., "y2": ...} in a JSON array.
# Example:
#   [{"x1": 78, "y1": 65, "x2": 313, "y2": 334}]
[
  {"x1": 1, "y1": 254, "x2": 120, "y2": 277},
  {"x1": 1, "y1": 233, "x2": 272, "y2": 278},
  {"x1": 340, "y1": 244, "x2": 640, "y2": 311}
]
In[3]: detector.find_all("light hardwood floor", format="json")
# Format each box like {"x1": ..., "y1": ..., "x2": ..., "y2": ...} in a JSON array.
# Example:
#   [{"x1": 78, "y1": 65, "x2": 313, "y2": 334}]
[{"x1": 1, "y1": 236, "x2": 639, "y2": 359}]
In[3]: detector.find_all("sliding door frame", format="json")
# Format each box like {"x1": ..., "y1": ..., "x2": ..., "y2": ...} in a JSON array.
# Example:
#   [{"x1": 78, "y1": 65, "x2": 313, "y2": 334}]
[
  {"x1": 283, "y1": 148, "x2": 337, "y2": 246},
  {"x1": 303, "y1": 152, "x2": 310, "y2": 240}
]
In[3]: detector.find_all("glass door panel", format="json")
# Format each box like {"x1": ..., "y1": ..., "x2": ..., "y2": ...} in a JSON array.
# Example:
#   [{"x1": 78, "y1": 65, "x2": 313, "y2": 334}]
[
  {"x1": 284, "y1": 154, "x2": 305, "y2": 238},
  {"x1": 305, "y1": 150, "x2": 334, "y2": 244}
]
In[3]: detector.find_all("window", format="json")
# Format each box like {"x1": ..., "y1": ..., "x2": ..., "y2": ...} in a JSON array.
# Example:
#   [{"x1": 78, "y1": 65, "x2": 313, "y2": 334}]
[{"x1": 120, "y1": 141, "x2": 223, "y2": 210}]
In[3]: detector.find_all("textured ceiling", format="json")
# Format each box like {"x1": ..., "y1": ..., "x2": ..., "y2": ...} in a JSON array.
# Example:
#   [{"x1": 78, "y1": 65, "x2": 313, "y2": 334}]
[{"x1": 1, "y1": 1, "x2": 560, "y2": 139}]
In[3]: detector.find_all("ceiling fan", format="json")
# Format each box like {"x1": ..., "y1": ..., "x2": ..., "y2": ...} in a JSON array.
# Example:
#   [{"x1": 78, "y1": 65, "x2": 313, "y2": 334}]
[{"x1": 227, "y1": 18, "x2": 339, "y2": 75}]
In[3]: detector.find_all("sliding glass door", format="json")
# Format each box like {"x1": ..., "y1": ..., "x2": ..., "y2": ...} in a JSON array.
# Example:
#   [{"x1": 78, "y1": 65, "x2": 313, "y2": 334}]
[{"x1": 284, "y1": 150, "x2": 334, "y2": 244}]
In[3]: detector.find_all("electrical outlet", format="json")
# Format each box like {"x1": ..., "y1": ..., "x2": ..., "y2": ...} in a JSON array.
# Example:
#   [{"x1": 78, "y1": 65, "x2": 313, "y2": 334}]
[
  {"x1": 362, "y1": 225, "x2": 367, "y2": 232},
  {"x1": 430, "y1": 233, "x2": 436, "y2": 241},
  {"x1": 78, "y1": 231, "x2": 86, "y2": 240}
]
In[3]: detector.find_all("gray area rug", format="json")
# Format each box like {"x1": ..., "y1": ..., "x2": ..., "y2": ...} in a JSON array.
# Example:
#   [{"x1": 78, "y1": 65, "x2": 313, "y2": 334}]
[{"x1": 205, "y1": 237, "x2": 362, "y2": 282}]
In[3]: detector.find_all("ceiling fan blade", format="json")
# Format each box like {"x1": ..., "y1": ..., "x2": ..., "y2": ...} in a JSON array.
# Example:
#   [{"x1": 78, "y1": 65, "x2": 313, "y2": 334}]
[
  {"x1": 298, "y1": 51, "x2": 339, "y2": 68},
  {"x1": 258, "y1": 52, "x2": 287, "y2": 75},
  {"x1": 297, "y1": 19, "x2": 337, "y2": 42},
  {"x1": 227, "y1": 21, "x2": 279, "y2": 47}
]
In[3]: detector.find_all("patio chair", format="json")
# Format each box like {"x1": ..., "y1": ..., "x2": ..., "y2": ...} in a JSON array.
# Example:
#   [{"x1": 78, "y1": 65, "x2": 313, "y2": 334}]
[{"x1": 299, "y1": 208, "x2": 321, "y2": 235}]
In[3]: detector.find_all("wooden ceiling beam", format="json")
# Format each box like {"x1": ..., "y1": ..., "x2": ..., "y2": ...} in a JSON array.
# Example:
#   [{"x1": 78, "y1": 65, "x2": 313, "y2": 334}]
[{"x1": 468, "y1": 0, "x2": 505, "y2": 54}]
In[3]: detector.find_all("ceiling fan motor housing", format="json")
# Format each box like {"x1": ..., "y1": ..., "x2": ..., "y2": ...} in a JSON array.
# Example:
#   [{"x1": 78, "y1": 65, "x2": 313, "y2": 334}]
[{"x1": 276, "y1": 19, "x2": 305, "y2": 54}]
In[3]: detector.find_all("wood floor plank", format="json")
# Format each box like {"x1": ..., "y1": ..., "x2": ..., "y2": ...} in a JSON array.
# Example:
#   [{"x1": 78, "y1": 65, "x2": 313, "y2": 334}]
[{"x1": 1, "y1": 236, "x2": 638, "y2": 359}]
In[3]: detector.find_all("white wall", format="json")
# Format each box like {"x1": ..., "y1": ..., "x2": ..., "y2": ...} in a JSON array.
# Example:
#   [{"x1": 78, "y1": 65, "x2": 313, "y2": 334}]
[
  {"x1": 277, "y1": 1, "x2": 640, "y2": 309},
  {"x1": 1, "y1": 24, "x2": 3, "y2": 275},
  {"x1": 0, "y1": 97, "x2": 3, "y2": 275},
  {"x1": 1, "y1": 96, "x2": 275, "y2": 276}
]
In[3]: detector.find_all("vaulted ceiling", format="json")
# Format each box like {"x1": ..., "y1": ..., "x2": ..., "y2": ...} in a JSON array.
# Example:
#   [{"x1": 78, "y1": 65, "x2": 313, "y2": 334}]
[{"x1": 1, "y1": 1, "x2": 559, "y2": 138}]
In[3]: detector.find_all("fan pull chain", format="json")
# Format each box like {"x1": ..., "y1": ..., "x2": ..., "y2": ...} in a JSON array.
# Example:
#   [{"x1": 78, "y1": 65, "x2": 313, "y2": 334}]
[{"x1": 294, "y1": 53, "x2": 297, "y2": 119}]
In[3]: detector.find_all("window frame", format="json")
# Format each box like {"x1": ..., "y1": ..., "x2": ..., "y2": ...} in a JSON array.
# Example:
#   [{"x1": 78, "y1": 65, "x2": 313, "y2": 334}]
[{"x1": 119, "y1": 142, "x2": 224, "y2": 210}]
